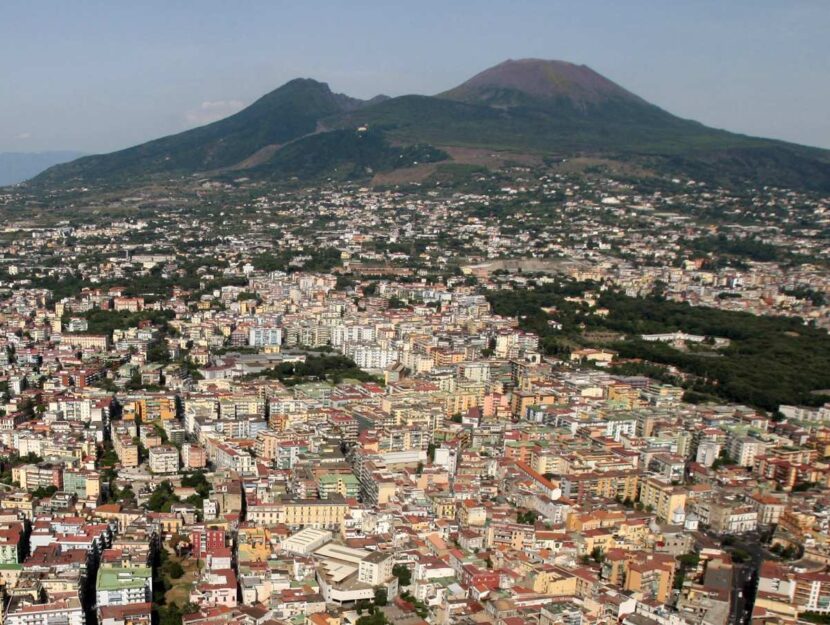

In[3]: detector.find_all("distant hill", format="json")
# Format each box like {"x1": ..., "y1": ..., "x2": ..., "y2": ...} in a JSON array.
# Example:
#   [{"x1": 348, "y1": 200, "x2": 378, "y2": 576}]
[
  {"x1": 30, "y1": 59, "x2": 830, "y2": 191},
  {"x1": 0, "y1": 151, "x2": 86, "y2": 185}
]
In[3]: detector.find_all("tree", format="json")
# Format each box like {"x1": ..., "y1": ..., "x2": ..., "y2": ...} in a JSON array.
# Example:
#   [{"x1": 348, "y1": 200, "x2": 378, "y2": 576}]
[
  {"x1": 712, "y1": 449, "x2": 736, "y2": 470},
  {"x1": 356, "y1": 613, "x2": 388, "y2": 625},
  {"x1": 730, "y1": 548, "x2": 750, "y2": 563},
  {"x1": 677, "y1": 552, "x2": 700, "y2": 568},
  {"x1": 147, "y1": 481, "x2": 179, "y2": 512},
  {"x1": 158, "y1": 605, "x2": 182, "y2": 625},
  {"x1": 399, "y1": 591, "x2": 429, "y2": 618},
  {"x1": 392, "y1": 564, "x2": 411, "y2": 587},
  {"x1": 374, "y1": 587, "x2": 388, "y2": 606},
  {"x1": 31, "y1": 485, "x2": 58, "y2": 498},
  {"x1": 181, "y1": 470, "x2": 211, "y2": 498},
  {"x1": 113, "y1": 484, "x2": 136, "y2": 504},
  {"x1": 517, "y1": 510, "x2": 539, "y2": 525},
  {"x1": 147, "y1": 338, "x2": 170, "y2": 364},
  {"x1": 166, "y1": 562, "x2": 185, "y2": 579}
]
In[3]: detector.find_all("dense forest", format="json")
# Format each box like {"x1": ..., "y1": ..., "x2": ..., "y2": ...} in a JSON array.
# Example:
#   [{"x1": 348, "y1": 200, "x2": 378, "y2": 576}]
[{"x1": 486, "y1": 281, "x2": 830, "y2": 411}]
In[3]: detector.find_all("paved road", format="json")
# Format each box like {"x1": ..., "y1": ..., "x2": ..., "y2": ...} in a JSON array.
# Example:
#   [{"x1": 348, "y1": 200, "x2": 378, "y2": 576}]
[
  {"x1": 722, "y1": 533, "x2": 766, "y2": 625},
  {"x1": 729, "y1": 563, "x2": 756, "y2": 625}
]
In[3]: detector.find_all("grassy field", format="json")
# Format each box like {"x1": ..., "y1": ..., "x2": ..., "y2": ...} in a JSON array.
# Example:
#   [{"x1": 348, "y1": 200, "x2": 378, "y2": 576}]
[{"x1": 163, "y1": 550, "x2": 201, "y2": 607}]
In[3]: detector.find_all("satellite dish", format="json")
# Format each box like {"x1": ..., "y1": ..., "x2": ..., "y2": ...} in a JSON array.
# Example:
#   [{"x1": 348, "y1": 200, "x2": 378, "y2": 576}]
[{"x1": 550, "y1": 488, "x2": 562, "y2": 501}]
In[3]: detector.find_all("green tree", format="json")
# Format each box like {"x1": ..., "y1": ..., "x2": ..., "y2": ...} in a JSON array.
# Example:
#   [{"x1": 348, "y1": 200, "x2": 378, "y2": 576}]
[
  {"x1": 356, "y1": 613, "x2": 388, "y2": 625},
  {"x1": 166, "y1": 562, "x2": 185, "y2": 579},
  {"x1": 147, "y1": 481, "x2": 179, "y2": 512},
  {"x1": 374, "y1": 587, "x2": 388, "y2": 606},
  {"x1": 392, "y1": 564, "x2": 411, "y2": 587}
]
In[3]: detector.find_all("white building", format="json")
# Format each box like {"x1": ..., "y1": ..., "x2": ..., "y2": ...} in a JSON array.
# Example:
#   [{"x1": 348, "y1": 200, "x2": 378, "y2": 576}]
[
  {"x1": 728, "y1": 436, "x2": 766, "y2": 468},
  {"x1": 6, "y1": 599, "x2": 86, "y2": 625},
  {"x1": 280, "y1": 528, "x2": 332, "y2": 555},
  {"x1": 96, "y1": 567, "x2": 153, "y2": 607},
  {"x1": 210, "y1": 440, "x2": 254, "y2": 475},
  {"x1": 358, "y1": 550, "x2": 393, "y2": 586},
  {"x1": 696, "y1": 440, "x2": 721, "y2": 467},
  {"x1": 148, "y1": 445, "x2": 179, "y2": 474},
  {"x1": 350, "y1": 345, "x2": 399, "y2": 370},
  {"x1": 249, "y1": 326, "x2": 282, "y2": 348}
]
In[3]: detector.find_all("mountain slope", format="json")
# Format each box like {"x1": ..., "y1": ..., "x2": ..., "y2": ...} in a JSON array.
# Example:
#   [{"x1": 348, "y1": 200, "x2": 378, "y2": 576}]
[
  {"x1": 328, "y1": 92, "x2": 748, "y2": 154},
  {"x1": 33, "y1": 79, "x2": 366, "y2": 185},
  {"x1": 30, "y1": 59, "x2": 830, "y2": 191},
  {"x1": 0, "y1": 151, "x2": 86, "y2": 185},
  {"x1": 239, "y1": 128, "x2": 447, "y2": 181}
]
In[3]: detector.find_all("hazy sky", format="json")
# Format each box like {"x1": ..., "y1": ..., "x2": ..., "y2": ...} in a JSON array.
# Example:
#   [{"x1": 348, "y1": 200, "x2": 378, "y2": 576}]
[{"x1": 2, "y1": 0, "x2": 829, "y2": 153}]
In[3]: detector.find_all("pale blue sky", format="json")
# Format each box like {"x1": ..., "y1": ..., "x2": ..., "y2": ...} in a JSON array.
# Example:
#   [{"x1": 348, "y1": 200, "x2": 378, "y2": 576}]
[{"x1": 2, "y1": 0, "x2": 829, "y2": 153}]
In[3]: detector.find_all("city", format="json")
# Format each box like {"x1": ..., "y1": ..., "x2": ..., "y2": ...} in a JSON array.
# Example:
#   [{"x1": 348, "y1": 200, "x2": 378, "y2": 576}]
[
  {"x1": 0, "y1": 4, "x2": 829, "y2": 625},
  {"x1": 0, "y1": 155, "x2": 827, "y2": 625}
]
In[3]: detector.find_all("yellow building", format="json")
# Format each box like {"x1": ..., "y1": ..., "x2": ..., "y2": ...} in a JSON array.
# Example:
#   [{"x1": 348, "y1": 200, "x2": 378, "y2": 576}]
[
  {"x1": 561, "y1": 470, "x2": 639, "y2": 504},
  {"x1": 511, "y1": 389, "x2": 559, "y2": 418},
  {"x1": 84, "y1": 472, "x2": 102, "y2": 499},
  {"x1": 0, "y1": 493, "x2": 33, "y2": 519},
  {"x1": 531, "y1": 565, "x2": 579, "y2": 596},
  {"x1": 605, "y1": 550, "x2": 675, "y2": 604},
  {"x1": 430, "y1": 495, "x2": 456, "y2": 520},
  {"x1": 639, "y1": 477, "x2": 687, "y2": 524},
  {"x1": 444, "y1": 383, "x2": 486, "y2": 417},
  {"x1": 125, "y1": 394, "x2": 177, "y2": 421},
  {"x1": 486, "y1": 522, "x2": 535, "y2": 551},
  {"x1": 778, "y1": 507, "x2": 817, "y2": 539},
  {"x1": 247, "y1": 497, "x2": 349, "y2": 531},
  {"x1": 577, "y1": 528, "x2": 617, "y2": 556},
  {"x1": 148, "y1": 512, "x2": 183, "y2": 536},
  {"x1": 112, "y1": 433, "x2": 139, "y2": 468},
  {"x1": 237, "y1": 526, "x2": 271, "y2": 563},
  {"x1": 458, "y1": 500, "x2": 487, "y2": 527}
]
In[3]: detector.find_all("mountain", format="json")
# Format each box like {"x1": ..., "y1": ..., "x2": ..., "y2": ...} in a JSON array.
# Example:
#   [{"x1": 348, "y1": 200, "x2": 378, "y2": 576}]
[
  {"x1": 0, "y1": 151, "x2": 86, "y2": 185},
  {"x1": 30, "y1": 59, "x2": 830, "y2": 191},
  {"x1": 32, "y1": 79, "x2": 372, "y2": 185}
]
